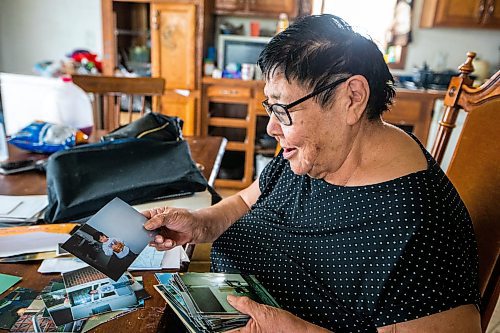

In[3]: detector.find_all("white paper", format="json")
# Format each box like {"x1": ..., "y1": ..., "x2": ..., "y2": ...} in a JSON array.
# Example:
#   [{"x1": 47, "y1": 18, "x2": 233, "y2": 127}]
[
  {"x1": 38, "y1": 257, "x2": 88, "y2": 273},
  {"x1": 0, "y1": 231, "x2": 70, "y2": 257},
  {"x1": 0, "y1": 195, "x2": 48, "y2": 219},
  {"x1": 180, "y1": 246, "x2": 190, "y2": 263},
  {"x1": 0, "y1": 197, "x2": 22, "y2": 215},
  {"x1": 133, "y1": 190, "x2": 212, "y2": 212},
  {"x1": 161, "y1": 246, "x2": 182, "y2": 269}
]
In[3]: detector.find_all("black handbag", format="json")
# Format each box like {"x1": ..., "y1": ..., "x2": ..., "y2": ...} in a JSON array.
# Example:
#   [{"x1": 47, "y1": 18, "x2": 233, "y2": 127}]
[
  {"x1": 101, "y1": 112, "x2": 184, "y2": 142},
  {"x1": 44, "y1": 138, "x2": 208, "y2": 223}
]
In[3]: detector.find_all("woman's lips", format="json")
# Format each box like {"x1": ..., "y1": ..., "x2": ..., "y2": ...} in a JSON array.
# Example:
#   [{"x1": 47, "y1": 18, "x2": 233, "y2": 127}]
[{"x1": 282, "y1": 147, "x2": 297, "y2": 159}]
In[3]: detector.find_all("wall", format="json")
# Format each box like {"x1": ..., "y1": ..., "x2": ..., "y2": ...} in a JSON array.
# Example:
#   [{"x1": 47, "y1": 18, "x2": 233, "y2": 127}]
[
  {"x1": 0, "y1": 0, "x2": 498, "y2": 75},
  {"x1": 0, "y1": 0, "x2": 102, "y2": 75},
  {"x1": 219, "y1": 0, "x2": 499, "y2": 75}
]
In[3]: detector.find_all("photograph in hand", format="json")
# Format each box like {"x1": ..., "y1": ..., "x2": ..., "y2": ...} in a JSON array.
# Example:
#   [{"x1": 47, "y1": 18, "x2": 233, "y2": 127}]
[{"x1": 61, "y1": 197, "x2": 156, "y2": 281}]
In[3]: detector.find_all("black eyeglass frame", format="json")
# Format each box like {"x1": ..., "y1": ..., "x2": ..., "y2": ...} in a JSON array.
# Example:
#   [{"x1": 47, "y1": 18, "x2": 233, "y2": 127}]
[{"x1": 262, "y1": 77, "x2": 349, "y2": 126}]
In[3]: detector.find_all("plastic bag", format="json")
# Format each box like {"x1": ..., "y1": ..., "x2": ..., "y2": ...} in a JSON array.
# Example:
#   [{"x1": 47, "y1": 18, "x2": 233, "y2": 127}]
[
  {"x1": 0, "y1": 73, "x2": 93, "y2": 136},
  {"x1": 8, "y1": 121, "x2": 88, "y2": 154}
]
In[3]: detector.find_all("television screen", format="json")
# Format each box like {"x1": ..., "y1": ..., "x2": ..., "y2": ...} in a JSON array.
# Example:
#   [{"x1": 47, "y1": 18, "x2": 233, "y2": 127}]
[
  {"x1": 218, "y1": 36, "x2": 271, "y2": 70},
  {"x1": 225, "y1": 41, "x2": 266, "y2": 66}
]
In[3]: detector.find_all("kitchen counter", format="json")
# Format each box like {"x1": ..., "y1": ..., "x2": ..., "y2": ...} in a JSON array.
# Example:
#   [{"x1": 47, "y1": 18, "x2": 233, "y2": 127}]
[{"x1": 387, "y1": 88, "x2": 446, "y2": 145}]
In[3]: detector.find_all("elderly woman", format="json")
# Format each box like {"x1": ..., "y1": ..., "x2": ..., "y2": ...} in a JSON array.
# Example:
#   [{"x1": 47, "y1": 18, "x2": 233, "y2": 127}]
[{"x1": 144, "y1": 15, "x2": 480, "y2": 333}]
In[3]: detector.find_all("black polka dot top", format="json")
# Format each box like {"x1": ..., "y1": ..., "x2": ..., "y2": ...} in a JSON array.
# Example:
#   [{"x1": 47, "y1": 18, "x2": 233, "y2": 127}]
[{"x1": 211, "y1": 135, "x2": 480, "y2": 333}]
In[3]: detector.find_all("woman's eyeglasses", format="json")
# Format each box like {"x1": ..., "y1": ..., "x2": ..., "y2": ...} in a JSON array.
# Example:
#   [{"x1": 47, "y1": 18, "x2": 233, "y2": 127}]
[{"x1": 262, "y1": 77, "x2": 349, "y2": 126}]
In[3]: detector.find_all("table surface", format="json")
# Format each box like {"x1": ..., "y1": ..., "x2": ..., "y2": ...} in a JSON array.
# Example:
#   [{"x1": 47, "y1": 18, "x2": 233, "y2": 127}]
[
  {"x1": 0, "y1": 135, "x2": 226, "y2": 333},
  {"x1": 0, "y1": 135, "x2": 226, "y2": 195}
]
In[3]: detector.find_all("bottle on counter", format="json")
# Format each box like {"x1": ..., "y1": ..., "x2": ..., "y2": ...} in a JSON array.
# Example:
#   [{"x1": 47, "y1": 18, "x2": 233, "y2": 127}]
[
  {"x1": 276, "y1": 13, "x2": 289, "y2": 34},
  {"x1": 204, "y1": 58, "x2": 215, "y2": 77}
]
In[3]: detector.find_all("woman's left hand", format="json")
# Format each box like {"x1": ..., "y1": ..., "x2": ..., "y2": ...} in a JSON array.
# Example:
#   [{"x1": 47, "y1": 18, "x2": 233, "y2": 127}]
[{"x1": 227, "y1": 295, "x2": 331, "y2": 333}]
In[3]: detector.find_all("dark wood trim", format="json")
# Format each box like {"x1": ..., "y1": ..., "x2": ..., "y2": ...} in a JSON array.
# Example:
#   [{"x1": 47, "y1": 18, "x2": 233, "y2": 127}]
[{"x1": 387, "y1": 45, "x2": 408, "y2": 70}]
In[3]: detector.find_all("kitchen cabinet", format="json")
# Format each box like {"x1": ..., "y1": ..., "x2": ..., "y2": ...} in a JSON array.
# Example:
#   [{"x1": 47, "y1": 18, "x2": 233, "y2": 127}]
[
  {"x1": 151, "y1": 3, "x2": 196, "y2": 91},
  {"x1": 214, "y1": 0, "x2": 298, "y2": 18},
  {"x1": 215, "y1": 0, "x2": 245, "y2": 12},
  {"x1": 420, "y1": 0, "x2": 500, "y2": 29},
  {"x1": 101, "y1": 0, "x2": 213, "y2": 136}
]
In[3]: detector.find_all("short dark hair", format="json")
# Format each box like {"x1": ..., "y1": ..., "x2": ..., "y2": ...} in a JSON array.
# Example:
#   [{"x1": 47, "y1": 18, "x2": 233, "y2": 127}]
[
  {"x1": 257, "y1": 14, "x2": 395, "y2": 120},
  {"x1": 94, "y1": 231, "x2": 107, "y2": 242}
]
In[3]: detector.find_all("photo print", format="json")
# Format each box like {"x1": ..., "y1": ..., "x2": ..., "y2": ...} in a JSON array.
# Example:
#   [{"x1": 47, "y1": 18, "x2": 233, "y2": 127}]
[
  {"x1": 61, "y1": 197, "x2": 155, "y2": 280},
  {"x1": 41, "y1": 266, "x2": 149, "y2": 326}
]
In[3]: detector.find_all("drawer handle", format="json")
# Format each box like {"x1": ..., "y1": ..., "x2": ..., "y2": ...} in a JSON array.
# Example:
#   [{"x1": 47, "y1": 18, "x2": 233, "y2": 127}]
[
  {"x1": 488, "y1": 3, "x2": 495, "y2": 16},
  {"x1": 221, "y1": 89, "x2": 239, "y2": 95},
  {"x1": 478, "y1": 2, "x2": 485, "y2": 22}
]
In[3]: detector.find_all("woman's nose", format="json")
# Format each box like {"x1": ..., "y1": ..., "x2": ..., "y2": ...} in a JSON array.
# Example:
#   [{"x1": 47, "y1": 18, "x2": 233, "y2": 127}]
[{"x1": 266, "y1": 113, "x2": 282, "y2": 138}]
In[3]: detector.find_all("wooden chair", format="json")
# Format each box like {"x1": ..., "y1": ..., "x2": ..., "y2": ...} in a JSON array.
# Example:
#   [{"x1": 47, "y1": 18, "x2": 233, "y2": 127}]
[
  {"x1": 430, "y1": 52, "x2": 500, "y2": 332},
  {"x1": 71, "y1": 75, "x2": 165, "y2": 130}
]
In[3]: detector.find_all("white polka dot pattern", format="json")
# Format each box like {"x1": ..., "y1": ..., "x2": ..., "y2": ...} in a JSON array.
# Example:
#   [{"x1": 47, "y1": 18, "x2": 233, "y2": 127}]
[{"x1": 211, "y1": 137, "x2": 480, "y2": 333}]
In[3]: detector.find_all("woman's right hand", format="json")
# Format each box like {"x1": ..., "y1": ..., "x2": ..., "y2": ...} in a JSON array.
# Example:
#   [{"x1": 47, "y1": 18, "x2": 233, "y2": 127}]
[{"x1": 142, "y1": 207, "x2": 202, "y2": 251}]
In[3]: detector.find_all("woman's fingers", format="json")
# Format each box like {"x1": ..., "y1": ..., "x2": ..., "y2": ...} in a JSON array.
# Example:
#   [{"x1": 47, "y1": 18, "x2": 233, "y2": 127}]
[
  {"x1": 141, "y1": 210, "x2": 153, "y2": 219},
  {"x1": 149, "y1": 234, "x2": 177, "y2": 251},
  {"x1": 144, "y1": 214, "x2": 166, "y2": 231},
  {"x1": 154, "y1": 234, "x2": 164, "y2": 244}
]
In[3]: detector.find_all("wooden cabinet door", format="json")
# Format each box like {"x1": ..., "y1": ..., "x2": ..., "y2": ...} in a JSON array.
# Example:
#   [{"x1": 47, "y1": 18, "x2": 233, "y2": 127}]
[
  {"x1": 151, "y1": 3, "x2": 196, "y2": 90},
  {"x1": 434, "y1": 0, "x2": 484, "y2": 26},
  {"x1": 483, "y1": 0, "x2": 500, "y2": 27},
  {"x1": 161, "y1": 91, "x2": 197, "y2": 136},
  {"x1": 249, "y1": 0, "x2": 297, "y2": 17},
  {"x1": 216, "y1": 0, "x2": 246, "y2": 12}
]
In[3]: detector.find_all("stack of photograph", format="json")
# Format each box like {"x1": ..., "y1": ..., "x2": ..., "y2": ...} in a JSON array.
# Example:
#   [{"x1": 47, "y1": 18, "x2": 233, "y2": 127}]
[
  {"x1": 5, "y1": 266, "x2": 149, "y2": 332},
  {"x1": 154, "y1": 272, "x2": 280, "y2": 333}
]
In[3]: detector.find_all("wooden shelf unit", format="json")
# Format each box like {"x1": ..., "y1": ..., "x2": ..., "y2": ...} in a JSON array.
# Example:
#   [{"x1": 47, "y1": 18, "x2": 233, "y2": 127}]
[
  {"x1": 202, "y1": 77, "x2": 261, "y2": 188},
  {"x1": 101, "y1": 0, "x2": 214, "y2": 136},
  {"x1": 201, "y1": 77, "x2": 445, "y2": 189}
]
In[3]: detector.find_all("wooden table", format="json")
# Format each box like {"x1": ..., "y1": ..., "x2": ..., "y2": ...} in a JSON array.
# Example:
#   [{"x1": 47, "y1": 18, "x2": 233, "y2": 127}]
[{"x1": 0, "y1": 136, "x2": 226, "y2": 332}]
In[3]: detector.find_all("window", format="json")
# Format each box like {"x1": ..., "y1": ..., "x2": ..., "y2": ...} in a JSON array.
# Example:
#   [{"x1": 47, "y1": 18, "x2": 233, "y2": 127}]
[{"x1": 312, "y1": 0, "x2": 408, "y2": 69}]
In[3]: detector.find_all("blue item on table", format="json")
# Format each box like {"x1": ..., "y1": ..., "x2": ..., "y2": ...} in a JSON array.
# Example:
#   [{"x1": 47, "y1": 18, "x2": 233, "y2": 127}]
[{"x1": 8, "y1": 121, "x2": 84, "y2": 154}]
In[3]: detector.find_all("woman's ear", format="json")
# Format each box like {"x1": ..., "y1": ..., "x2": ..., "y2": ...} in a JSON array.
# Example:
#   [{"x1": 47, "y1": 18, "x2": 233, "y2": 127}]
[{"x1": 344, "y1": 75, "x2": 370, "y2": 125}]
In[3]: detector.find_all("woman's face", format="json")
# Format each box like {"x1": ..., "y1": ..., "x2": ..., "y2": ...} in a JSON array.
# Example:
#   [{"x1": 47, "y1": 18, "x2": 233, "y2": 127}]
[{"x1": 264, "y1": 73, "x2": 351, "y2": 178}]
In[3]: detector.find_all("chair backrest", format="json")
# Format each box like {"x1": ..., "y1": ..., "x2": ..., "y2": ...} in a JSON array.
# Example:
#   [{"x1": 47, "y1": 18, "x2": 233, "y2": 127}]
[
  {"x1": 71, "y1": 75, "x2": 165, "y2": 130},
  {"x1": 430, "y1": 52, "x2": 500, "y2": 332}
]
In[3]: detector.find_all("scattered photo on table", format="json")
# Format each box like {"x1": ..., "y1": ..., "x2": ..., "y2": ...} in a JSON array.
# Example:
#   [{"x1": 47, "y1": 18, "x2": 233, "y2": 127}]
[
  {"x1": 10, "y1": 277, "x2": 142, "y2": 333},
  {"x1": 41, "y1": 266, "x2": 149, "y2": 326},
  {"x1": 8, "y1": 279, "x2": 87, "y2": 333},
  {"x1": 152, "y1": 273, "x2": 280, "y2": 333},
  {"x1": 0, "y1": 287, "x2": 38, "y2": 330},
  {"x1": 79, "y1": 308, "x2": 139, "y2": 333},
  {"x1": 0, "y1": 273, "x2": 21, "y2": 295},
  {"x1": 56, "y1": 243, "x2": 71, "y2": 256},
  {"x1": 61, "y1": 197, "x2": 155, "y2": 281},
  {"x1": 129, "y1": 246, "x2": 164, "y2": 271},
  {"x1": 0, "y1": 251, "x2": 58, "y2": 263}
]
